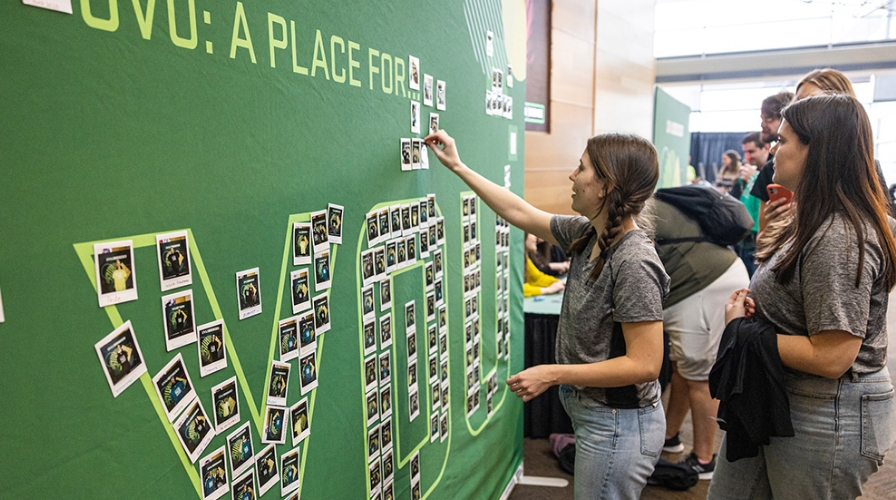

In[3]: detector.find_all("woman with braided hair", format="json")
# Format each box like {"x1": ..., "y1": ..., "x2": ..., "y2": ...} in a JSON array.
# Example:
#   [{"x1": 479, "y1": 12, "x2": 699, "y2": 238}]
[{"x1": 425, "y1": 130, "x2": 669, "y2": 499}]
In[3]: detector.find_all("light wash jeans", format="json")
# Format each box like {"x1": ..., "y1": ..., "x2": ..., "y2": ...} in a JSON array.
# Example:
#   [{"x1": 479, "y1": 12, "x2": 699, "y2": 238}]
[
  {"x1": 707, "y1": 367, "x2": 896, "y2": 500},
  {"x1": 558, "y1": 384, "x2": 665, "y2": 500}
]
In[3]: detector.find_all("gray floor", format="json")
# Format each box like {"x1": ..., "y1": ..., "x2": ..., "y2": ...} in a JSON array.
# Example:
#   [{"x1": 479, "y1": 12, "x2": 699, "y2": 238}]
[{"x1": 508, "y1": 292, "x2": 896, "y2": 500}]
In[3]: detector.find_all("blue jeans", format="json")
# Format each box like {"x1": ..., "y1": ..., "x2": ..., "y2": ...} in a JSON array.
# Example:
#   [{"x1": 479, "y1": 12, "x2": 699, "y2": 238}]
[
  {"x1": 558, "y1": 384, "x2": 665, "y2": 499},
  {"x1": 707, "y1": 368, "x2": 896, "y2": 500}
]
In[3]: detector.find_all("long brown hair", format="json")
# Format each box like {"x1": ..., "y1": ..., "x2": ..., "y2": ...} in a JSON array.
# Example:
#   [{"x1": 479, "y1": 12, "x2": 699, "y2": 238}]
[
  {"x1": 796, "y1": 68, "x2": 855, "y2": 98},
  {"x1": 568, "y1": 134, "x2": 659, "y2": 280},
  {"x1": 758, "y1": 95, "x2": 896, "y2": 289}
]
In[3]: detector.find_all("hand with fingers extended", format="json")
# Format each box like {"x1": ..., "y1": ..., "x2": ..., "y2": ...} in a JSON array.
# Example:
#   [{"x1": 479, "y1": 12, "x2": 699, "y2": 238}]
[
  {"x1": 424, "y1": 129, "x2": 464, "y2": 171},
  {"x1": 766, "y1": 197, "x2": 794, "y2": 225},
  {"x1": 725, "y1": 288, "x2": 755, "y2": 324},
  {"x1": 506, "y1": 365, "x2": 557, "y2": 402}
]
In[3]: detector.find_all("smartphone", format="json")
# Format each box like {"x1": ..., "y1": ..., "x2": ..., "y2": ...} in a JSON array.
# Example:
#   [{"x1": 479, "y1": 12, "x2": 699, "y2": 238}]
[{"x1": 767, "y1": 184, "x2": 793, "y2": 205}]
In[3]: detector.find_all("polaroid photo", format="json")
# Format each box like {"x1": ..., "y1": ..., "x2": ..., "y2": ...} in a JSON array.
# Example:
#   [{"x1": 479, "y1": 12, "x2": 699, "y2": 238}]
[
  {"x1": 486, "y1": 30, "x2": 494, "y2": 56},
  {"x1": 439, "y1": 305, "x2": 447, "y2": 331},
  {"x1": 426, "y1": 293, "x2": 436, "y2": 323},
  {"x1": 255, "y1": 444, "x2": 280, "y2": 497},
  {"x1": 506, "y1": 96, "x2": 513, "y2": 119},
  {"x1": 267, "y1": 360, "x2": 290, "y2": 407},
  {"x1": 466, "y1": 394, "x2": 476, "y2": 418},
  {"x1": 405, "y1": 235, "x2": 417, "y2": 265},
  {"x1": 364, "y1": 354, "x2": 379, "y2": 393},
  {"x1": 363, "y1": 319, "x2": 377, "y2": 356},
  {"x1": 429, "y1": 112, "x2": 439, "y2": 135},
  {"x1": 93, "y1": 240, "x2": 138, "y2": 307},
  {"x1": 475, "y1": 390, "x2": 481, "y2": 411},
  {"x1": 290, "y1": 398, "x2": 310, "y2": 446},
  {"x1": 410, "y1": 204, "x2": 420, "y2": 232},
  {"x1": 427, "y1": 194, "x2": 436, "y2": 218},
  {"x1": 298, "y1": 311, "x2": 316, "y2": 355},
  {"x1": 161, "y1": 290, "x2": 196, "y2": 351},
  {"x1": 367, "y1": 425, "x2": 381, "y2": 463},
  {"x1": 471, "y1": 221, "x2": 478, "y2": 242},
  {"x1": 383, "y1": 481, "x2": 394, "y2": 500},
  {"x1": 437, "y1": 218, "x2": 445, "y2": 245},
  {"x1": 199, "y1": 445, "x2": 229, "y2": 500},
  {"x1": 156, "y1": 230, "x2": 192, "y2": 291},
  {"x1": 174, "y1": 398, "x2": 215, "y2": 463},
  {"x1": 433, "y1": 249, "x2": 443, "y2": 278},
  {"x1": 197, "y1": 319, "x2": 227, "y2": 377},
  {"x1": 418, "y1": 199, "x2": 429, "y2": 225},
  {"x1": 293, "y1": 222, "x2": 312, "y2": 266},
  {"x1": 328, "y1": 203, "x2": 344, "y2": 244},
  {"x1": 423, "y1": 74, "x2": 434, "y2": 107},
  {"x1": 428, "y1": 353, "x2": 438, "y2": 383},
  {"x1": 487, "y1": 92, "x2": 494, "y2": 116},
  {"x1": 369, "y1": 460, "x2": 382, "y2": 494},
  {"x1": 310, "y1": 209, "x2": 329, "y2": 254},
  {"x1": 440, "y1": 411, "x2": 448, "y2": 442},
  {"x1": 366, "y1": 388, "x2": 380, "y2": 427},
  {"x1": 389, "y1": 205, "x2": 402, "y2": 237},
  {"x1": 410, "y1": 101, "x2": 420, "y2": 134},
  {"x1": 385, "y1": 240, "x2": 398, "y2": 273},
  {"x1": 419, "y1": 230, "x2": 430, "y2": 258},
  {"x1": 235, "y1": 268, "x2": 262, "y2": 320},
  {"x1": 436, "y1": 80, "x2": 446, "y2": 110},
  {"x1": 404, "y1": 301, "x2": 416, "y2": 333},
  {"x1": 374, "y1": 246, "x2": 386, "y2": 277},
  {"x1": 412, "y1": 481, "x2": 421, "y2": 500},
  {"x1": 210, "y1": 376, "x2": 240, "y2": 435},
  {"x1": 299, "y1": 350, "x2": 318, "y2": 394},
  {"x1": 312, "y1": 293, "x2": 330, "y2": 334},
  {"x1": 435, "y1": 279, "x2": 444, "y2": 306},
  {"x1": 431, "y1": 379, "x2": 441, "y2": 412},
  {"x1": 507, "y1": 63, "x2": 513, "y2": 87},
  {"x1": 262, "y1": 405, "x2": 287, "y2": 444},
  {"x1": 409, "y1": 56, "x2": 420, "y2": 90},
  {"x1": 376, "y1": 207, "x2": 390, "y2": 240},
  {"x1": 408, "y1": 360, "x2": 418, "y2": 389},
  {"x1": 380, "y1": 385, "x2": 392, "y2": 420},
  {"x1": 362, "y1": 250, "x2": 376, "y2": 287},
  {"x1": 410, "y1": 451, "x2": 421, "y2": 482},
  {"x1": 396, "y1": 239, "x2": 407, "y2": 269},
  {"x1": 401, "y1": 138, "x2": 413, "y2": 171},
  {"x1": 230, "y1": 469, "x2": 256, "y2": 500},
  {"x1": 94, "y1": 320, "x2": 147, "y2": 398},
  {"x1": 411, "y1": 139, "x2": 422, "y2": 170},
  {"x1": 362, "y1": 285, "x2": 376, "y2": 321},
  {"x1": 409, "y1": 390, "x2": 421, "y2": 422},
  {"x1": 278, "y1": 316, "x2": 299, "y2": 362},
  {"x1": 427, "y1": 324, "x2": 438, "y2": 355},
  {"x1": 427, "y1": 412, "x2": 439, "y2": 443},
  {"x1": 280, "y1": 447, "x2": 301, "y2": 497},
  {"x1": 379, "y1": 351, "x2": 392, "y2": 386},
  {"x1": 421, "y1": 143, "x2": 429, "y2": 170},
  {"x1": 314, "y1": 249, "x2": 331, "y2": 291},
  {"x1": 400, "y1": 204, "x2": 412, "y2": 233},
  {"x1": 439, "y1": 333, "x2": 448, "y2": 358},
  {"x1": 226, "y1": 421, "x2": 255, "y2": 478},
  {"x1": 424, "y1": 262, "x2": 434, "y2": 290},
  {"x1": 379, "y1": 279, "x2": 392, "y2": 312},
  {"x1": 383, "y1": 449, "x2": 394, "y2": 483},
  {"x1": 440, "y1": 358, "x2": 449, "y2": 384},
  {"x1": 152, "y1": 353, "x2": 197, "y2": 423},
  {"x1": 441, "y1": 382, "x2": 449, "y2": 408},
  {"x1": 366, "y1": 212, "x2": 380, "y2": 248},
  {"x1": 290, "y1": 268, "x2": 311, "y2": 315},
  {"x1": 379, "y1": 313, "x2": 393, "y2": 349}
]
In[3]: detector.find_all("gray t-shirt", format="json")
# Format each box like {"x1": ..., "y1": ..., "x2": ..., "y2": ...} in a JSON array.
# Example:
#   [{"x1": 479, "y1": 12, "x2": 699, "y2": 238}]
[
  {"x1": 551, "y1": 215, "x2": 670, "y2": 408},
  {"x1": 751, "y1": 214, "x2": 889, "y2": 374}
]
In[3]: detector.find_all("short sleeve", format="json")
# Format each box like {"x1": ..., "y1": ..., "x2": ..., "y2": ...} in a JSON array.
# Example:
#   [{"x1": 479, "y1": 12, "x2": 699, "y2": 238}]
[
  {"x1": 611, "y1": 245, "x2": 670, "y2": 323},
  {"x1": 551, "y1": 215, "x2": 591, "y2": 252},
  {"x1": 800, "y1": 219, "x2": 881, "y2": 338},
  {"x1": 750, "y1": 161, "x2": 775, "y2": 201}
]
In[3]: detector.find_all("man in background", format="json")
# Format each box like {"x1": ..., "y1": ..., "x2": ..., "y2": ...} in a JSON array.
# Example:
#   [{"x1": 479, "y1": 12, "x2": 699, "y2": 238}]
[
  {"x1": 750, "y1": 91, "x2": 794, "y2": 232},
  {"x1": 728, "y1": 132, "x2": 769, "y2": 276}
]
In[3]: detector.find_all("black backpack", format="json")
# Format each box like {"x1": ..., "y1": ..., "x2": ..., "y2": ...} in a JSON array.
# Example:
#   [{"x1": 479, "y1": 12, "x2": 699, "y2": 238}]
[{"x1": 654, "y1": 185, "x2": 754, "y2": 247}]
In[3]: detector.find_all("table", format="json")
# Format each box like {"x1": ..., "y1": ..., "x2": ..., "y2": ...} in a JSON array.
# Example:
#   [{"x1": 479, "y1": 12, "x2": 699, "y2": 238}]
[{"x1": 523, "y1": 293, "x2": 573, "y2": 438}]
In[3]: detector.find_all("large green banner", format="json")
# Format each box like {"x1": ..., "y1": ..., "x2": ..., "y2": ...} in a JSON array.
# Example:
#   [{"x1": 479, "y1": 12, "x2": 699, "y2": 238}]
[
  {"x1": 0, "y1": 1, "x2": 527, "y2": 498},
  {"x1": 653, "y1": 86, "x2": 693, "y2": 188}
]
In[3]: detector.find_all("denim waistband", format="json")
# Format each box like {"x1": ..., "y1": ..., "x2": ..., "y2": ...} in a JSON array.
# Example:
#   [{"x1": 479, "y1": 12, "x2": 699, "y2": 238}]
[{"x1": 783, "y1": 367, "x2": 892, "y2": 394}]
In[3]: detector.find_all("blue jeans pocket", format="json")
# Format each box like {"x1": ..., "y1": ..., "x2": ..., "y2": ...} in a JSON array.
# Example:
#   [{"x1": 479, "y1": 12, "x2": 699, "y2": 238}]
[
  {"x1": 861, "y1": 389, "x2": 895, "y2": 463},
  {"x1": 638, "y1": 404, "x2": 662, "y2": 458}
]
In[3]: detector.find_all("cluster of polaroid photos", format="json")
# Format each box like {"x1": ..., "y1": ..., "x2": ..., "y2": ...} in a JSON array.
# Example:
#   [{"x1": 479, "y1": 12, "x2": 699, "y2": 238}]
[
  {"x1": 486, "y1": 66, "x2": 513, "y2": 119},
  {"x1": 363, "y1": 196, "x2": 446, "y2": 276},
  {"x1": 403, "y1": 55, "x2": 445, "y2": 173},
  {"x1": 495, "y1": 216, "x2": 511, "y2": 361},
  {"x1": 460, "y1": 195, "x2": 487, "y2": 418}
]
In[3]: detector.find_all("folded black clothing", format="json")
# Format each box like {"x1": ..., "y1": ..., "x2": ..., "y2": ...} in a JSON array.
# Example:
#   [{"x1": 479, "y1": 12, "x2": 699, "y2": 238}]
[{"x1": 709, "y1": 317, "x2": 795, "y2": 462}]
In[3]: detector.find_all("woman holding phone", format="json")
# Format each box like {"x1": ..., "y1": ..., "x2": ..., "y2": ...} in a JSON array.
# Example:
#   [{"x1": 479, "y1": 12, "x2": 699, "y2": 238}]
[
  {"x1": 709, "y1": 95, "x2": 896, "y2": 499},
  {"x1": 425, "y1": 130, "x2": 669, "y2": 499}
]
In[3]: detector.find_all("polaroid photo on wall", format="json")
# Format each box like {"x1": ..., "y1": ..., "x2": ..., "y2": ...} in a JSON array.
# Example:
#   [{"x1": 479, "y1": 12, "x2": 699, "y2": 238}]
[
  {"x1": 411, "y1": 139, "x2": 422, "y2": 170},
  {"x1": 152, "y1": 353, "x2": 197, "y2": 423},
  {"x1": 380, "y1": 279, "x2": 393, "y2": 312},
  {"x1": 313, "y1": 249, "x2": 331, "y2": 291},
  {"x1": 379, "y1": 351, "x2": 392, "y2": 386},
  {"x1": 427, "y1": 324, "x2": 437, "y2": 354},
  {"x1": 400, "y1": 204, "x2": 412, "y2": 233},
  {"x1": 293, "y1": 222, "x2": 312, "y2": 266},
  {"x1": 405, "y1": 234, "x2": 417, "y2": 265},
  {"x1": 426, "y1": 293, "x2": 436, "y2": 324},
  {"x1": 435, "y1": 279, "x2": 444, "y2": 307},
  {"x1": 419, "y1": 198, "x2": 429, "y2": 225},
  {"x1": 396, "y1": 238, "x2": 407, "y2": 269},
  {"x1": 362, "y1": 284, "x2": 376, "y2": 320},
  {"x1": 267, "y1": 360, "x2": 291, "y2": 407},
  {"x1": 379, "y1": 313, "x2": 392, "y2": 349},
  {"x1": 410, "y1": 101, "x2": 421, "y2": 134},
  {"x1": 361, "y1": 249, "x2": 376, "y2": 287},
  {"x1": 486, "y1": 30, "x2": 494, "y2": 56},
  {"x1": 199, "y1": 445, "x2": 229, "y2": 500},
  {"x1": 428, "y1": 353, "x2": 438, "y2": 383},
  {"x1": 380, "y1": 385, "x2": 393, "y2": 420},
  {"x1": 389, "y1": 205, "x2": 402, "y2": 237},
  {"x1": 367, "y1": 424, "x2": 381, "y2": 463},
  {"x1": 312, "y1": 293, "x2": 330, "y2": 334},
  {"x1": 440, "y1": 411, "x2": 449, "y2": 442},
  {"x1": 197, "y1": 319, "x2": 227, "y2": 377},
  {"x1": 409, "y1": 56, "x2": 420, "y2": 90},
  {"x1": 429, "y1": 412, "x2": 439, "y2": 443},
  {"x1": 226, "y1": 421, "x2": 255, "y2": 478},
  {"x1": 438, "y1": 304, "x2": 447, "y2": 331},
  {"x1": 298, "y1": 311, "x2": 316, "y2": 355},
  {"x1": 311, "y1": 209, "x2": 329, "y2": 254},
  {"x1": 255, "y1": 443, "x2": 279, "y2": 496},
  {"x1": 328, "y1": 203, "x2": 344, "y2": 244},
  {"x1": 419, "y1": 227, "x2": 430, "y2": 257},
  {"x1": 290, "y1": 268, "x2": 311, "y2": 315},
  {"x1": 421, "y1": 142, "x2": 429, "y2": 169},
  {"x1": 433, "y1": 249, "x2": 443, "y2": 278},
  {"x1": 94, "y1": 240, "x2": 138, "y2": 308},
  {"x1": 94, "y1": 320, "x2": 146, "y2": 398},
  {"x1": 374, "y1": 246, "x2": 386, "y2": 278},
  {"x1": 278, "y1": 316, "x2": 299, "y2": 362},
  {"x1": 280, "y1": 447, "x2": 301, "y2": 497},
  {"x1": 385, "y1": 240, "x2": 397, "y2": 273},
  {"x1": 409, "y1": 204, "x2": 420, "y2": 233},
  {"x1": 366, "y1": 212, "x2": 380, "y2": 247},
  {"x1": 436, "y1": 217, "x2": 445, "y2": 245},
  {"x1": 486, "y1": 90, "x2": 494, "y2": 115},
  {"x1": 161, "y1": 289, "x2": 196, "y2": 351},
  {"x1": 404, "y1": 301, "x2": 416, "y2": 333},
  {"x1": 156, "y1": 230, "x2": 192, "y2": 291},
  {"x1": 423, "y1": 74, "x2": 434, "y2": 106},
  {"x1": 507, "y1": 63, "x2": 513, "y2": 87},
  {"x1": 429, "y1": 112, "x2": 439, "y2": 135},
  {"x1": 383, "y1": 448, "x2": 394, "y2": 482},
  {"x1": 235, "y1": 268, "x2": 262, "y2": 320},
  {"x1": 401, "y1": 139, "x2": 412, "y2": 171},
  {"x1": 262, "y1": 405, "x2": 287, "y2": 444},
  {"x1": 439, "y1": 333, "x2": 448, "y2": 358},
  {"x1": 366, "y1": 388, "x2": 380, "y2": 427},
  {"x1": 408, "y1": 359, "x2": 418, "y2": 390},
  {"x1": 231, "y1": 469, "x2": 256, "y2": 500},
  {"x1": 425, "y1": 262, "x2": 434, "y2": 290},
  {"x1": 364, "y1": 354, "x2": 378, "y2": 393},
  {"x1": 406, "y1": 331, "x2": 418, "y2": 363},
  {"x1": 427, "y1": 193, "x2": 437, "y2": 218},
  {"x1": 363, "y1": 318, "x2": 377, "y2": 357},
  {"x1": 300, "y1": 350, "x2": 318, "y2": 394},
  {"x1": 377, "y1": 208, "x2": 390, "y2": 242},
  {"x1": 290, "y1": 398, "x2": 310, "y2": 446},
  {"x1": 174, "y1": 398, "x2": 215, "y2": 463},
  {"x1": 409, "y1": 389, "x2": 421, "y2": 422},
  {"x1": 210, "y1": 376, "x2": 240, "y2": 435},
  {"x1": 383, "y1": 481, "x2": 394, "y2": 500},
  {"x1": 436, "y1": 80, "x2": 446, "y2": 111}
]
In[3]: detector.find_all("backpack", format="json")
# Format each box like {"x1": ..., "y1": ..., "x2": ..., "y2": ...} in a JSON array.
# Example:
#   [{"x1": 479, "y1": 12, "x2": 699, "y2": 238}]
[{"x1": 654, "y1": 185, "x2": 754, "y2": 247}]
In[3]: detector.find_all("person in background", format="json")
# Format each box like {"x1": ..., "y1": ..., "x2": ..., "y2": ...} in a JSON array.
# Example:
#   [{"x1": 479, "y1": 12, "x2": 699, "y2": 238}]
[
  {"x1": 531, "y1": 237, "x2": 570, "y2": 277},
  {"x1": 714, "y1": 150, "x2": 742, "y2": 194},
  {"x1": 749, "y1": 91, "x2": 794, "y2": 233},
  {"x1": 525, "y1": 233, "x2": 565, "y2": 297},
  {"x1": 729, "y1": 132, "x2": 768, "y2": 276}
]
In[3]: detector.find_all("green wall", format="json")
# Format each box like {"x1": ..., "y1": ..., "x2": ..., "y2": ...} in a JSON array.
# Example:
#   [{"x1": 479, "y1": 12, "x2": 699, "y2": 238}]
[
  {"x1": 653, "y1": 86, "x2": 693, "y2": 188},
  {"x1": 0, "y1": 1, "x2": 526, "y2": 498}
]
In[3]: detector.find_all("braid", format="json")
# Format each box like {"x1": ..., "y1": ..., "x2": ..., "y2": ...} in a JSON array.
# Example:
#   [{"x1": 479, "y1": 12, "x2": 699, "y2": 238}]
[{"x1": 592, "y1": 192, "x2": 626, "y2": 279}]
